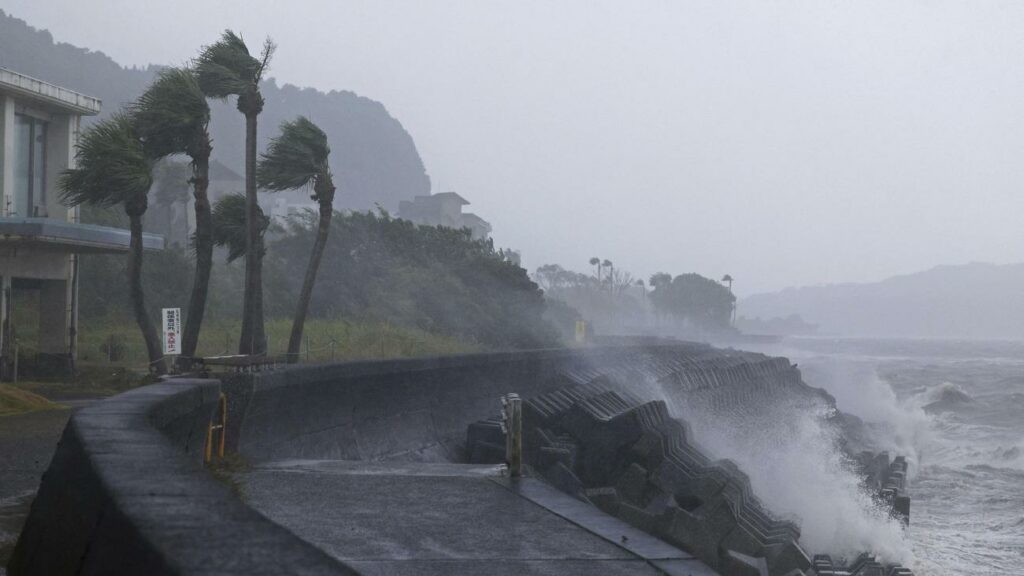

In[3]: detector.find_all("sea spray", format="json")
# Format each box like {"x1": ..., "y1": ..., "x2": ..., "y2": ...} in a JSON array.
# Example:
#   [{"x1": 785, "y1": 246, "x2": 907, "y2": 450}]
[
  {"x1": 670, "y1": 391, "x2": 915, "y2": 565},
  {"x1": 800, "y1": 358, "x2": 935, "y2": 476}
]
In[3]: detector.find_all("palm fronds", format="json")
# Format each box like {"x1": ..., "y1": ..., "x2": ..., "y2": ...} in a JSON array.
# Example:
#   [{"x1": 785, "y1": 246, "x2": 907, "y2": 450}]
[
  {"x1": 212, "y1": 193, "x2": 268, "y2": 262},
  {"x1": 59, "y1": 112, "x2": 152, "y2": 213},
  {"x1": 257, "y1": 116, "x2": 331, "y2": 193},
  {"x1": 195, "y1": 30, "x2": 262, "y2": 98},
  {"x1": 133, "y1": 67, "x2": 210, "y2": 159}
]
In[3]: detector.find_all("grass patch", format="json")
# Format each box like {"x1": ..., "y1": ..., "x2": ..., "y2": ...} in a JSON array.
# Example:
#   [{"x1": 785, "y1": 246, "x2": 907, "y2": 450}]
[
  {"x1": 207, "y1": 452, "x2": 250, "y2": 500},
  {"x1": 74, "y1": 315, "x2": 478, "y2": 367},
  {"x1": 0, "y1": 383, "x2": 64, "y2": 416}
]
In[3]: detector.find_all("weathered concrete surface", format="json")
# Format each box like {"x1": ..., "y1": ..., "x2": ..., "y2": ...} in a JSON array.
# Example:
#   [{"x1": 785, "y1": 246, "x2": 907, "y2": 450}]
[
  {"x1": 238, "y1": 460, "x2": 714, "y2": 575},
  {"x1": 225, "y1": 345, "x2": 718, "y2": 463},
  {"x1": 7, "y1": 344, "x2": 914, "y2": 575},
  {"x1": 7, "y1": 379, "x2": 357, "y2": 576}
]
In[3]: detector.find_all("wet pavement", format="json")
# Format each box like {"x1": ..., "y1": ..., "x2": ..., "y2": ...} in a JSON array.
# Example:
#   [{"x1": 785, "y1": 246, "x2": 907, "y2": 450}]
[
  {"x1": 0, "y1": 407, "x2": 74, "y2": 574},
  {"x1": 239, "y1": 460, "x2": 716, "y2": 576}
]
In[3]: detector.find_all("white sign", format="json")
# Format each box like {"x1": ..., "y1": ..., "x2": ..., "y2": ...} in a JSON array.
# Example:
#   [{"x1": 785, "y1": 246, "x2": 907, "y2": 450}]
[{"x1": 162, "y1": 308, "x2": 181, "y2": 355}]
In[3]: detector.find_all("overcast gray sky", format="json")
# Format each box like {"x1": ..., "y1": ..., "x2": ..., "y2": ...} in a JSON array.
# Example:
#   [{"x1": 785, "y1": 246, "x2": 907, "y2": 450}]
[{"x1": 7, "y1": 1, "x2": 1024, "y2": 295}]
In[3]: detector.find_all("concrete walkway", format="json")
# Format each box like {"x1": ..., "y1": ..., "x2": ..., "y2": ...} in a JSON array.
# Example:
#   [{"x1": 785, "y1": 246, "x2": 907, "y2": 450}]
[
  {"x1": 239, "y1": 460, "x2": 716, "y2": 576},
  {"x1": 0, "y1": 408, "x2": 73, "y2": 574}
]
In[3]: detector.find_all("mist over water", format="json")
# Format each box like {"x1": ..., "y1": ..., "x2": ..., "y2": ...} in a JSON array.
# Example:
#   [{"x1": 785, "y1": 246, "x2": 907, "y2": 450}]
[
  {"x1": 654, "y1": 374, "x2": 916, "y2": 565},
  {"x1": 739, "y1": 338, "x2": 1024, "y2": 575}
]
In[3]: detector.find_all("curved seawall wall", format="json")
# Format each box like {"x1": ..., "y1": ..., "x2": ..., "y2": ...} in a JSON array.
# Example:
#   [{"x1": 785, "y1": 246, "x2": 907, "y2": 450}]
[
  {"x1": 9, "y1": 343, "x2": 907, "y2": 575},
  {"x1": 7, "y1": 379, "x2": 355, "y2": 576}
]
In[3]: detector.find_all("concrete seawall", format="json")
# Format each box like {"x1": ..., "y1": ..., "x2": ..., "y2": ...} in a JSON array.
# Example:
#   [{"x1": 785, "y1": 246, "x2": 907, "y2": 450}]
[
  {"x1": 7, "y1": 343, "x2": 912, "y2": 575},
  {"x1": 227, "y1": 345, "x2": 717, "y2": 463},
  {"x1": 7, "y1": 379, "x2": 355, "y2": 576}
]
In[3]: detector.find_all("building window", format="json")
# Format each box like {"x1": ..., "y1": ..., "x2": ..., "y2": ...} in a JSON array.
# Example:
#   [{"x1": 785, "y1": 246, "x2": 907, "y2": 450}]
[{"x1": 12, "y1": 114, "x2": 48, "y2": 217}]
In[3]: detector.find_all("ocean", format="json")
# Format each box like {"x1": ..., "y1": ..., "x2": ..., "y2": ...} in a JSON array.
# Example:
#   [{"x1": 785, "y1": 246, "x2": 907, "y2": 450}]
[{"x1": 761, "y1": 338, "x2": 1024, "y2": 575}]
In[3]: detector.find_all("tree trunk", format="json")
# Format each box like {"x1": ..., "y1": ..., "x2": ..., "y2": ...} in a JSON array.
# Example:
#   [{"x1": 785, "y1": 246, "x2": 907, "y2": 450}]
[
  {"x1": 239, "y1": 110, "x2": 266, "y2": 355},
  {"x1": 286, "y1": 201, "x2": 332, "y2": 363},
  {"x1": 128, "y1": 214, "x2": 166, "y2": 375},
  {"x1": 179, "y1": 147, "x2": 212, "y2": 368}
]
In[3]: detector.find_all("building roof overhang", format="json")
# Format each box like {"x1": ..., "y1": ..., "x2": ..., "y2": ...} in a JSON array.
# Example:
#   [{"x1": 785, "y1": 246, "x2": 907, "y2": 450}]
[
  {"x1": 430, "y1": 192, "x2": 470, "y2": 205},
  {"x1": 0, "y1": 218, "x2": 164, "y2": 253},
  {"x1": 0, "y1": 68, "x2": 102, "y2": 116}
]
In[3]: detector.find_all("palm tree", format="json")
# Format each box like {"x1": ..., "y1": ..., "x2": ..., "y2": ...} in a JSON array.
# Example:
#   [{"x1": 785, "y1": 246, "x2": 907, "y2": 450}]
[
  {"x1": 649, "y1": 272, "x2": 672, "y2": 288},
  {"x1": 257, "y1": 117, "x2": 334, "y2": 363},
  {"x1": 59, "y1": 113, "x2": 167, "y2": 374},
  {"x1": 196, "y1": 30, "x2": 275, "y2": 355},
  {"x1": 134, "y1": 67, "x2": 212, "y2": 367},
  {"x1": 602, "y1": 259, "x2": 613, "y2": 291},
  {"x1": 721, "y1": 274, "x2": 735, "y2": 325},
  {"x1": 589, "y1": 257, "x2": 602, "y2": 285}
]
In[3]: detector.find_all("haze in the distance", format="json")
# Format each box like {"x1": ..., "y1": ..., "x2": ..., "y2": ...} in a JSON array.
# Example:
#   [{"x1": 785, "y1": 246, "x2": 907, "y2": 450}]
[{"x1": 5, "y1": 0, "x2": 1024, "y2": 295}]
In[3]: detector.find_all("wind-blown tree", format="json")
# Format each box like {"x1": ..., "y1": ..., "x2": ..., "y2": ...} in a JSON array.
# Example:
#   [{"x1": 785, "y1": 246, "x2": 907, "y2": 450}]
[
  {"x1": 257, "y1": 116, "x2": 335, "y2": 363},
  {"x1": 648, "y1": 273, "x2": 735, "y2": 331},
  {"x1": 211, "y1": 193, "x2": 269, "y2": 265},
  {"x1": 196, "y1": 30, "x2": 275, "y2": 355},
  {"x1": 60, "y1": 113, "x2": 167, "y2": 374},
  {"x1": 134, "y1": 67, "x2": 213, "y2": 367}
]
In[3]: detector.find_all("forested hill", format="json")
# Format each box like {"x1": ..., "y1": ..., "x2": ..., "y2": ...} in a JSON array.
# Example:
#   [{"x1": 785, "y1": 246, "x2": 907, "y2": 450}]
[
  {"x1": 740, "y1": 262, "x2": 1024, "y2": 340},
  {"x1": 0, "y1": 10, "x2": 431, "y2": 211}
]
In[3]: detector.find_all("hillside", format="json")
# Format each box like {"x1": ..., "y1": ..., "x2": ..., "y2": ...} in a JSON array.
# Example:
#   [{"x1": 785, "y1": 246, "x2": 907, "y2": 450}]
[
  {"x1": 0, "y1": 10, "x2": 430, "y2": 211},
  {"x1": 740, "y1": 262, "x2": 1024, "y2": 340}
]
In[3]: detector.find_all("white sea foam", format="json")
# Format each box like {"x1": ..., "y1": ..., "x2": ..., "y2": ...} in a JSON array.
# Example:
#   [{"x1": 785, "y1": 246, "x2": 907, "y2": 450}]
[{"x1": 667, "y1": 391, "x2": 916, "y2": 565}]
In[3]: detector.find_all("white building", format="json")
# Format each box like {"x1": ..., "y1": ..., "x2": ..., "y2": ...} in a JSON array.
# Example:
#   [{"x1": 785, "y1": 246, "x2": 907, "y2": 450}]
[
  {"x1": 397, "y1": 191, "x2": 493, "y2": 240},
  {"x1": 0, "y1": 68, "x2": 162, "y2": 376}
]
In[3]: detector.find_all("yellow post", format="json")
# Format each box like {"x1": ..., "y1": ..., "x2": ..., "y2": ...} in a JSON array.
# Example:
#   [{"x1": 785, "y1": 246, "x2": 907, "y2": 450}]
[
  {"x1": 204, "y1": 422, "x2": 213, "y2": 463},
  {"x1": 217, "y1": 393, "x2": 227, "y2": 458},
  {"x1": 575, "y1": 320, "x2": 587, "y2": 343}
]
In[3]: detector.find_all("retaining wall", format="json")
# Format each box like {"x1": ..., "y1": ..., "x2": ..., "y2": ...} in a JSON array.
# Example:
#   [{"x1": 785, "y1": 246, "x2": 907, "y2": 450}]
[
  {"x1": 225, "y1": 345, "x2": 714, "y2": 463},
  {"x1": 7, "y1": 379, "x2": 355, "y2": 576},
  {"x1": 8, "y1": 343, "x2": 864, "y2": 576}
]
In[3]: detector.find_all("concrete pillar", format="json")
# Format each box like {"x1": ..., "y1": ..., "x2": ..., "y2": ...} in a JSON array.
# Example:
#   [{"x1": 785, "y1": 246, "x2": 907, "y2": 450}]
[
  {"x1": 39, "y1": 279, "x2": 68, "y2": 355},
  {"x1": 0, "y1": 95, "x2": 15, "y2": 215}
]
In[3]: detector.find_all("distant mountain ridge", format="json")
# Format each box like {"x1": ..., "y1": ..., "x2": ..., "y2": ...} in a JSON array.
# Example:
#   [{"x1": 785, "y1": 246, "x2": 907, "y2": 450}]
[
  {"x1": 0, "y1": 10, "x2": 430, "y2": 211},
  {"x1": 740, "y1": 262, "x2": 1024, "y2": 340}
]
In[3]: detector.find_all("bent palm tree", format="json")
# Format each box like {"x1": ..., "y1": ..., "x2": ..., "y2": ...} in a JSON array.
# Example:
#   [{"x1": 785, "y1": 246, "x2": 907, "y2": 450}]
[
  {"x1": 212, "y1": 193, "x2": 269, "y2": 263},
  {"x1": 60, "y1": 113, "x2": 167, "y2": 374},
  {"x1": 589, "y1": 257, "x2": 601, "y2": 285},
  {"x1": 257, "y1": 117, "x2": 335, "y2": 363},
  {"x1": 211, "y1": 194, "x2": 270, "y2": 349},
  {"x1": 134, "y1": 67, "x2": 213, "y2": 368},
  {"x1": 197, "y1": 30, "x2": 275, "y2": 355}
]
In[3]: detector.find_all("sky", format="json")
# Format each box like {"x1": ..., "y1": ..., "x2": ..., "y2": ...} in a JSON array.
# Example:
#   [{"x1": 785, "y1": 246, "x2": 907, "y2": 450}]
[{"x1": 6, "y1": 0, "x2": 1024, "y2": 295}]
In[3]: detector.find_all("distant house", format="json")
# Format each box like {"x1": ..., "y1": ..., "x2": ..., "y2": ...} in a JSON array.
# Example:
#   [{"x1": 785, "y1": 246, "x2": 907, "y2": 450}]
[
  {"x1": 149, "y1": 159, "x2": 243, "y2": 248},
  {"x1": 208, "y1": 159, "x2": 244, "y2": 204},
  {"x1": 0, "y1": 68, "x2": 162, "y2": 375},
  {"x1": 459, "y1": 212, "x2": 492, "y2": 242},
  {"x1": 398, "y1": 191, "x2": 492, "y2": 240},
  {"x1": 265, "y1": 197, "x2": 318, "y2": 223}
]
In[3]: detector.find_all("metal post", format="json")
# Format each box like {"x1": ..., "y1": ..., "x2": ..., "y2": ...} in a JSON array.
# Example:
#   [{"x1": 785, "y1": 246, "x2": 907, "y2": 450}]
[{"x1": 502, "y1": 393, "x2": 522, "y2": 477}]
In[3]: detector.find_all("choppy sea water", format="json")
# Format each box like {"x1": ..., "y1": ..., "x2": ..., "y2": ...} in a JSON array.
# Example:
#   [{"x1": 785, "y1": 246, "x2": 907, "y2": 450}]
[{"x1": 765, "y1": 338, "x2": 1024, "y2": 575}]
